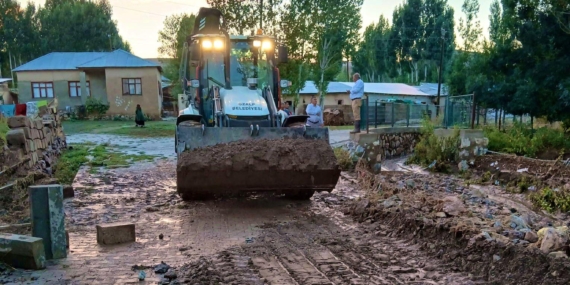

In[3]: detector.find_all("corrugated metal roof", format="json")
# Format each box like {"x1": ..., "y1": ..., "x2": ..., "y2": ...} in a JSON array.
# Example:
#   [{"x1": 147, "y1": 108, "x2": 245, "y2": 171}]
[
  {"x1": 77, "y1": 50, "x2": 161, "y2": 71},
  {"x1": 13, "y1": 52, "x2": 108, "y2": 71},
  {"x1": 342, "y1": 82, "x2": 431, "y2": 96},
  {"x1": 297, "y1": 81, "x2": 432, "y2": 96},
  {"x1": 12, "y1": 49, "x2": 161, "y2": 72},
  {"x1": 299, "y1": 81, "x2": 351, "y2": 94},
  {"x1": 413, "y1": 83, "x2": 448, "y2": 96},
  {"x1": 0, "y1": 78, "x2": 12, "y2": 84}
]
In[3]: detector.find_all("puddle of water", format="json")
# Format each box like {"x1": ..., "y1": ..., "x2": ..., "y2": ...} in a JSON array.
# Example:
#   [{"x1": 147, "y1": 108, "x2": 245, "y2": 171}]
[{"x1": 67, "y1": 134, "x2": 175, "y2": 159}]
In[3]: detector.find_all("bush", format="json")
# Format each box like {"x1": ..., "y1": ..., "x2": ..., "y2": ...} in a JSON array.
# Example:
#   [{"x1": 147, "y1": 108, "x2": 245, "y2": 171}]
[
  {"x1": 407, "y1": 118, "x2": 460, "y2": 172},
  {"x1": 0, "y1": 117, "x2": 9, "y2": 144},
  {"x1": 334, "y1": 147, "x2": 353, "y2": 171},
  {"x1": 484, "y1": 123, "x2": 570, "y2": 157},
  {"x1": 85, "y1": 97, "x2": 110, "y2": 119},
  {"x1": 530, "y1": 187, "x2": 570, "y2": 213}
]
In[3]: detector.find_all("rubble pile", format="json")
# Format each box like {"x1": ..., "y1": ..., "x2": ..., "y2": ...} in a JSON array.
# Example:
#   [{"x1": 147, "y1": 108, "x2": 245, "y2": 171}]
[
  {"x1": 0, "y1": 109, "x2": 67, "y2": 232},
  {"x1": 348, "y1": 171, "x2": 570, "y2": 284},
  {"x1": 2, "y1": 112, "x2": 66, "y2": 174},
  {"x1": 323, "y1": 108, "x2": 345, "y2": 126}
]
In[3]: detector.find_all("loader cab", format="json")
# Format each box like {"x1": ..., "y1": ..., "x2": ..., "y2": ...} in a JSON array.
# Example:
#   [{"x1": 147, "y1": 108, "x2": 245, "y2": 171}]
[{"x1": 187, "y1": 33, "x2": 286, "y2": 126}]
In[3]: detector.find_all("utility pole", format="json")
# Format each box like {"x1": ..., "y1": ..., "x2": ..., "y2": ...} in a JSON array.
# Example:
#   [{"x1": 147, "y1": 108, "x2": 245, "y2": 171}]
[
  {"x1": 260, "y1": 0, "x2": 263, "y2": 29},
  {"x1": 436, "y1": 28, "x2": 446, "y2": 117}
]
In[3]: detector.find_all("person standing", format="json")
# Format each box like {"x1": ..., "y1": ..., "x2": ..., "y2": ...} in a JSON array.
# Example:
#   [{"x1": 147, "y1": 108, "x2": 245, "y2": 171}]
[
  {"x1": 135, "y1": 104, "x2": 145, "y2": 127},
  {"x1": 282, "y1": 102, "x2": 292, "y2": 116},
  {"x1": 305, "y1": 96, "x2": 324, "y2": 127},
  {"x1": 346, "y1": 73, "x2": 364, "y2": 134}
]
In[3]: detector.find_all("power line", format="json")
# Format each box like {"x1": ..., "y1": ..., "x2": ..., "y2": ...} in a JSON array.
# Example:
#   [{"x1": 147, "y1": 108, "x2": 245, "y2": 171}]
[{"x1": 113, "y1": 5, "x2": 169, "y2": 17}]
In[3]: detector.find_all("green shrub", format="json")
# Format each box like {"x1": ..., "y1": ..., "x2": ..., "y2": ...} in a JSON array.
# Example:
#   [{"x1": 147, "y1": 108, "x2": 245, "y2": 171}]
[
  {"x1": 85, "y1": 97, "x2": 110, "y2": 119},
  {"x1": 407, "y1": 118, "x2": 461, "y2": 171},
  {"x1": 484, "y1": 123, "x2": 570, "y2": 157},
  {"x1": 530, "y1": 187, "x2": 570, "y2": 213},
  {"x1": 0, "y1": 117, "x2": 9, "y2": 144},
  {"x1": 334, "y1": 147, "x2": 353, "y2": 171}
]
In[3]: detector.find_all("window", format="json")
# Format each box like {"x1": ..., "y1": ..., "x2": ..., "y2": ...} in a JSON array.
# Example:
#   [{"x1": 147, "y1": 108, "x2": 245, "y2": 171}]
[
  {"x1": 337, "y1": 100, "x2": 343, "y2": 105},
  {"x1": 31, "y1": 82, "x2": 54, "y2": 99},
  {"x1": 69, "y1": 81, "x2": 90, "y2": 97},
  {"x1": 122, "y1": 78, "x2": 142, "y2": 95}
]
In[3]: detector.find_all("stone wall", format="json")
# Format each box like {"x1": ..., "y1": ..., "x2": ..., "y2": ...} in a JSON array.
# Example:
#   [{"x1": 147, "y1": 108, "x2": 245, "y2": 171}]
[
  {"x1": 2, "y1": 112, "x2": 66, "y2": 174},
  {"x1": 434, "y1": 129, "x2": 489, "y2": 170},
  {"x1": 347, "y1": 127, "x2": 489, "y2": 173},
  {"x1": 347, "y1": 128, "x2": 421, "y2": 172}
]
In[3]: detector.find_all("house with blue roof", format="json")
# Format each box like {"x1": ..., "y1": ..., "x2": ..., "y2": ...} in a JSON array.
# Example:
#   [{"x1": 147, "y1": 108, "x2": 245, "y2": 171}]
[{"x1": 12, "y1": 49, "x2": 164, "y2": 119}]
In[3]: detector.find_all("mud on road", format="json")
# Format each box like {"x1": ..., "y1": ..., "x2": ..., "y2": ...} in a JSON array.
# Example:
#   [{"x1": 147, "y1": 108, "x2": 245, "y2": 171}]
[{"x1": 0, "y1": 157, "x2": 479, "y2": 285}]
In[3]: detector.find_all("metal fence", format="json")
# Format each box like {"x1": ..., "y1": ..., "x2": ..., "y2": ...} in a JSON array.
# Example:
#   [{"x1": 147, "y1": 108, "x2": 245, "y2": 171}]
[{"x1": 360, "y1": 94, "x2": 476, "y2": 131}]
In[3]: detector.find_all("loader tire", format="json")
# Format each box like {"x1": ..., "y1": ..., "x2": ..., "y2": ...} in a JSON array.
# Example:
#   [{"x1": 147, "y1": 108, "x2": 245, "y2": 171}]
[
  {"x1": 285, "y1": 190, "x2": 315, "y2": 200},
  {"x1": 179, "y1": 190, "x2": 214, "y2": 201}
]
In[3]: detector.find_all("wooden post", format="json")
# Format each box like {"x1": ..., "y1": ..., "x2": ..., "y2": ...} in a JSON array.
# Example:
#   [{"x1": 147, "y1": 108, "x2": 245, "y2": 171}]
[
  {"x1": 471, "y1": 92, "x2": 477, "y2": 129},
  {"x1": 28, "y1": 185, "x2": 67, "y2": 260}
]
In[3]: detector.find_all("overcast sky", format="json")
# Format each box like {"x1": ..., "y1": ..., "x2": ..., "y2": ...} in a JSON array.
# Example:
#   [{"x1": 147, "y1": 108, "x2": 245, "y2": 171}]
[{"x1": 17, "y1": 0, "x2": 493, "y2": 58}]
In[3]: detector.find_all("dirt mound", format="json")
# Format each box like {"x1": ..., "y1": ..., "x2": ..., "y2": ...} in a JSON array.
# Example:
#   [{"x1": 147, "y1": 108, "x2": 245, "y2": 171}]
[
  {"x1": 348, "y1": 170, "x2": 570, "y2": 285},
  {"x1": 323, "y1": 108, "x2": 345, "y2": 126},
  {"x1": 179, "y1": 138, "x2": 338, "y2": 171},
  {"x1": 177, "y1": 138, "x2": 341, "y2": 197},
  {"x1": 473, "y1": 154, "x2": 570, "y2": 190}
]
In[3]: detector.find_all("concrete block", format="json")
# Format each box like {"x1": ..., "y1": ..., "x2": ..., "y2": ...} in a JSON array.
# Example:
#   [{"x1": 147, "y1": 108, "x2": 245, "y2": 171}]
[
  {"x1": 96, "y1": 222, "x2": 136, "y2": 245},
  {"x1": 28, "y1": 139, "x2": 36, "y2": 152},
  {"x1": 13, "y1": 127, "x2": 32, "y2": 139},
  {"x1": 0, "y1": 234, "x2": 46, "y2": 270},
  {"x1": 6, "y1": 129, "x2": 26, "y2": 148},
  {"x1": 32, "y1": 152, "x2": 38, "y2": 165},
  {"x1": 39, "y1": 129, "x2": 45, "y2": 139},
  {"x1": 35, "y1": 120, "x2": 43, "y2": 129},
  {"x1": 8, "y1": 116, "x2": 30, "y2": 128},
  {"x1": 63, "y1": 185, "x2": 74, "y2": 199},
  {"x1": 28, "y1": 185, "x2": 67, "y2": 260},
  {"x1": 35, "y1": 139, "x2": 41, "y2": 149}
]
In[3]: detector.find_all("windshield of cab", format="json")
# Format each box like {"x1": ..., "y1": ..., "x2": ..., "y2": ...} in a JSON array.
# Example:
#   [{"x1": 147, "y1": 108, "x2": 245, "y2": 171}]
[{"x1": 229, "y1": 41, "x2": 270, "y2": 88}]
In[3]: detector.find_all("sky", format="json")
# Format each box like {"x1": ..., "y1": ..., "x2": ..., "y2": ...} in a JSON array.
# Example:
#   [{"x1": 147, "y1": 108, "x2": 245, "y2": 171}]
[{"x1": 16, "y1": 0, "x2": 494, "y2": 58}]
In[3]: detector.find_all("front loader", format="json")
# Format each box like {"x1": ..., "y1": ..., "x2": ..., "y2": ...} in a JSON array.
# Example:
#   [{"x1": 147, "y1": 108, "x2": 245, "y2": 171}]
[{"x1": 175, "y1": 7, "x2": 340, "y2": 200}]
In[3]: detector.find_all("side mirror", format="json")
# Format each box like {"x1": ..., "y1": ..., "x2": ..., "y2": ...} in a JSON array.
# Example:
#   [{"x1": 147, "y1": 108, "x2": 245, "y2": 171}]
[
  {"x1": 280, "y1": 79, "x2": 291, "y2": 88},
  {"x1": 190, "y1": 79, "x2": 200, "y2": 88},
  {"x1": 277, "y1": 46, "x2": 288, "y2": 64}
]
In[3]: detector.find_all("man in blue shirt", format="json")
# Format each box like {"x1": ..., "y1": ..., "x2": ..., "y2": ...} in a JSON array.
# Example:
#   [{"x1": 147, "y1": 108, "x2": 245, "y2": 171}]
[{"x1": 346, "y1": 73, "x2": 364, "y2": 133}]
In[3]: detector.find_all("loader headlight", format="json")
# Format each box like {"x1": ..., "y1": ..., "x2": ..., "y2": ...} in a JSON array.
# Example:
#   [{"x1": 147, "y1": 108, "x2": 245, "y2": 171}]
[
  {"x1": 253, "y1": 40, "x2": 261, "y2": 47},
  {"x1": 213, "y1": 39, "x2": 224, "y2": 49},
  {"x1": 202, "y1": 39, "x2": 212, "y2": 49},
  {"x1": 262, "y1": 40, "x2": 272, "y2": 51}
]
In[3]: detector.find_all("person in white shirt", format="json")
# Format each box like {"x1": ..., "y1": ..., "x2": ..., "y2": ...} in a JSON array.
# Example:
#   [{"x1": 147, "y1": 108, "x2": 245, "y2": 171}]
[
  {"x1": 346, "y1": 73, "x2": 364, "y2": 133},
  {"x1": 305, "y1": 96, "x2": 323, "y2": 127}
]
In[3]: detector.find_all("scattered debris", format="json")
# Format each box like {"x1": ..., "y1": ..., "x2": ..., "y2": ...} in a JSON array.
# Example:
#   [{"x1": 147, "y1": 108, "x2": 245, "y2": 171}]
[
  {"x1": 159, "y1": 233, "x2": 164, "y2": 240},
  {"x1": 154, "y1": 261, "x2": 170, "y2": 274}
]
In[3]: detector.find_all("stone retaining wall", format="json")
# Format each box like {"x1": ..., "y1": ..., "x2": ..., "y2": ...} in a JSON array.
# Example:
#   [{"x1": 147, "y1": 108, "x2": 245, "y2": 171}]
[
  {"x1": 2, "y1": 112, "x2": 66, "y2": 174},
  {"x1": 347, "y1": 127, "x2": 489, "y2": 172}
]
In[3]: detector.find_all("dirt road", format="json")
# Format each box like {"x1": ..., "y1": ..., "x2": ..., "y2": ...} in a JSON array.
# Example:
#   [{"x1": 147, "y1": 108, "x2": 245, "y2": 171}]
[{"x1": 0, "y1": 133, "x2": 481, "y2": 284}]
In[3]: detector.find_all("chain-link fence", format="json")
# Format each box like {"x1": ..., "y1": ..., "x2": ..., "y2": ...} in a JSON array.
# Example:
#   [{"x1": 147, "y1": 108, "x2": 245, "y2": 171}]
[{"x1": 360, "y1": 94, "x2": 476, "y2": 131}]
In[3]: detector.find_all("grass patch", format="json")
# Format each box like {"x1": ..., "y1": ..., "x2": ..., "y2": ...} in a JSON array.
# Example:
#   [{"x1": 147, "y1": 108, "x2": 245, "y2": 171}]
[
  {"x1": 62, "y1": 120, "x2": 175, "y2": 138},
  {"x1": 333, "y1": 147, "x2": 354, "y2": 170},
  {"x1": 54, "y1": 142, "x2": 157, "y2": 184},
  {"x1": 328, "y1": 125, "x2": 354, "y2": 130},
  {"x1": 484, "y1": 123, "x2": 570, "y2": 158},
  {"x1": 0, "y1": 117, "x2": 9, "y2": 143},
  {"x1": 54, "y1": 145, "x2": 90, "y2": 185}
]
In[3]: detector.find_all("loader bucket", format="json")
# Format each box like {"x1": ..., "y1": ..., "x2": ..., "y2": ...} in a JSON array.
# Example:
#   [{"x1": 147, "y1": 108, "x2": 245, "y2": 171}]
[{"x1": 175, "y1": 125, "x2": 341, "y2": 200}]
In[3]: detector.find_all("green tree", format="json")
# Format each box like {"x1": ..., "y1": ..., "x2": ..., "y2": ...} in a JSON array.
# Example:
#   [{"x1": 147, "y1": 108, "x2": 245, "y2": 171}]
[
  {"x1": 158, "y1": 13, "x2": 196, "y2": 99},
  {"x1": 36, "y1": 0, "x2": 130, "y2": 53}
]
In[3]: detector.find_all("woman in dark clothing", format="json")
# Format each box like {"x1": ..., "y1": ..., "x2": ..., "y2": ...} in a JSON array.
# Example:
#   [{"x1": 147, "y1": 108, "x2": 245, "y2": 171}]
[{"x1": 135, "y1": 104, "x2": 145, "y2": 127}]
